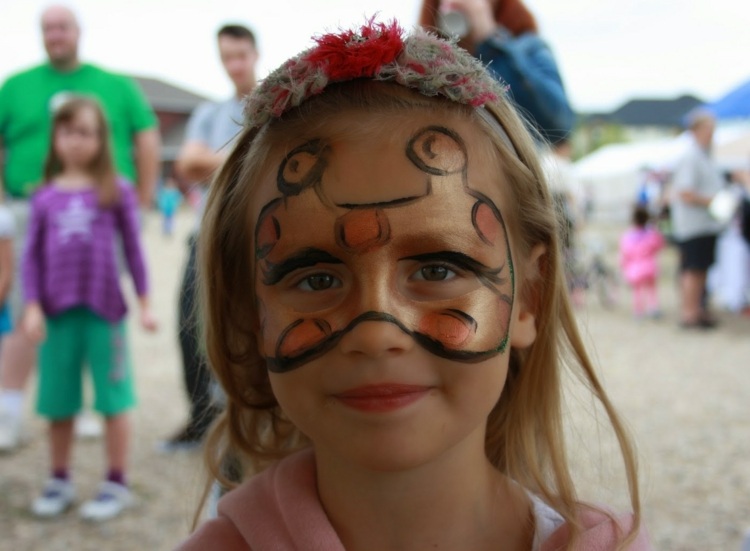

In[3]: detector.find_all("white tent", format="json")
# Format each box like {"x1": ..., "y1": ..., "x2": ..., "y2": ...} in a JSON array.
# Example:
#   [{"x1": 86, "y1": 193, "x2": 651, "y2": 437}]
[{"x1": 573, "y1": 124, "x2": 750, "y2": 222}]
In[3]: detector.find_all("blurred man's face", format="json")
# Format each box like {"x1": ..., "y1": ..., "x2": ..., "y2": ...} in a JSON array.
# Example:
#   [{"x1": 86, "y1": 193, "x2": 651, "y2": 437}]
[
  {"x1": 694, "y1": 119, "x2": 716, "y2": 148},
  {"x1": 41, "y1": 7, "x2": 80, "y2": 68},
  {"x1": 218, "y1": 35, "x2": 258, "y2": 94}
]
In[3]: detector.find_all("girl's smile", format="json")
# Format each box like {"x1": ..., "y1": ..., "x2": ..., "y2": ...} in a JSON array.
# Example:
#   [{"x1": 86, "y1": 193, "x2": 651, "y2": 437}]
[{"x1": 332, "y1": 383, "x2": 435, "y2": 413}]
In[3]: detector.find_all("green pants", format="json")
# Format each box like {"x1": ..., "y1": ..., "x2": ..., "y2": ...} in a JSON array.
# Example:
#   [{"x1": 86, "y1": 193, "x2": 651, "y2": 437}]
[{"x1": 36, "y1": 307, "x2": 136, "y2": 420}]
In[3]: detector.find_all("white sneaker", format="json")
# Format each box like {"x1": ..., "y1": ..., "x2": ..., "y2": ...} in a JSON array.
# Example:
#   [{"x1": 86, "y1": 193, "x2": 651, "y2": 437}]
[
  {"x1": 74, "y1": 411, "x2": 103, "y2": 439},
  {"x1": 31, "y1": 478, "x2": 76, "y2": 518},
  {"x1": 0, "y1": 410, "x2": 23, "y2": 452},
  {"x1": 79, "y1": 481, "x2": 134, "y2": 521}
]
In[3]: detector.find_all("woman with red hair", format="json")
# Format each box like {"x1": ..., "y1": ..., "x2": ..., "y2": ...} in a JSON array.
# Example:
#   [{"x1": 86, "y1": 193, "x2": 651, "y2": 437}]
[{"x1": 419, "y1": 0, "x2": 574, "y2": 145}]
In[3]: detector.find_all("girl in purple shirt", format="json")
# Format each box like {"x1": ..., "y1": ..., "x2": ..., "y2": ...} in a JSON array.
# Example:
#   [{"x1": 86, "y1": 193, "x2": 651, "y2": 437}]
[{"x1": 22, "y1": 96, "x2": 157, "y2": 521}]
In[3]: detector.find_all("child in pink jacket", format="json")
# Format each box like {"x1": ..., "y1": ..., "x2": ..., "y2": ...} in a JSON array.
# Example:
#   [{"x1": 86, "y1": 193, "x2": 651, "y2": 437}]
[{"x1": 619, "y1": 205, "x2": 665, "y2": 318}]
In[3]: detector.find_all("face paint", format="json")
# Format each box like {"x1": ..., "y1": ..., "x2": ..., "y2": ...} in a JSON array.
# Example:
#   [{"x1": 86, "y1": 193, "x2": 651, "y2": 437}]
[{"x1": 254, "y1": 124, "x2": 514, "y2": 373}]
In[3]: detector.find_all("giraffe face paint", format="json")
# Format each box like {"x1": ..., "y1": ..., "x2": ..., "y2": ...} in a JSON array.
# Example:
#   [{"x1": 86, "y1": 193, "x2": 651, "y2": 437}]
[{"x1": 253, "y1": 118, "x2": 515, "y2": 373}]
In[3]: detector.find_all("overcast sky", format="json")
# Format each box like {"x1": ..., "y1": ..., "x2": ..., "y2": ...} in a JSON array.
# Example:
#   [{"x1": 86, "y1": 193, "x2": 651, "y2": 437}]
[{"x1": 1, "y1": 0, "x2": 748, "y2": 113}]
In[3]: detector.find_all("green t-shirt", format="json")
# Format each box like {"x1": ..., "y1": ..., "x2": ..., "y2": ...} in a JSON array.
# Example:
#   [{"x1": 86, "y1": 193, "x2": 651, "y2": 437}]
[{"x1": 0, "y1": 63, "x2": 157, "y2": 198}]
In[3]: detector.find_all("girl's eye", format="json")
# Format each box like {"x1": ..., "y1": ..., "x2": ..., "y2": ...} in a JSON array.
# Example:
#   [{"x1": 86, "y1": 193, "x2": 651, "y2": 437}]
[
  {"x1": 297, "y1": 274, "x2": 340, "y2": 291},
  {"x1": 415, "y1": 265, "x2": 457, "y2": 282}
]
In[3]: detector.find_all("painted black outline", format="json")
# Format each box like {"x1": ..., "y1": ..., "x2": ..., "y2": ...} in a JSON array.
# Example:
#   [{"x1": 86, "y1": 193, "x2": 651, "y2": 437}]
[
  {"x1": 277, "y1": 139, "x2": 330, "y2": 196},
  {"x1": 255, "y1": 197, "x2": 283, "y2": 260},
  {"x1": 441, "y1": 308, "x2": 479, "y2": 332},
  {"x1": 259, "y1": 124, "x2": 516, "y2": 372},
  {"x1": 403, "y1": 250, "x2": 506, "y2": 286},
  {"x1": 406, "y1": 126, "x2": 468, "y2": 177},
  {"x1": 261, "y1": 247, "x2": 344, "y2": 286}
]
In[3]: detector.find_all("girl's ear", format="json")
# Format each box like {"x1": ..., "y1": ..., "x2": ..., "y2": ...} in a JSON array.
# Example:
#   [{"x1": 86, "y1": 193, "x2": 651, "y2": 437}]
[{"x1": 509, "y1": 244, "x2": 547, "y2": 349}]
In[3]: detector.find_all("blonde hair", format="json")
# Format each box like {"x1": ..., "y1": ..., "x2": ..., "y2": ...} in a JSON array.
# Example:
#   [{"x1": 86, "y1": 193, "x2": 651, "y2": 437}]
[
  {"x1": 43, "y1": 95, "x2": 119, "y2": 206},
  {"x1": 198, "y1": 81, "x2": 640, "y2": 547}
]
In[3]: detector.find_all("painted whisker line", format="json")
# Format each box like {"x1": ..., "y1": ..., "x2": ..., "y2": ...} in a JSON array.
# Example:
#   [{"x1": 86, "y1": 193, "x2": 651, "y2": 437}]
[
  {"x1": 270, "y1": 312, "x2": 410, "y2": 373},
  {"x1": 443, "y1": 309, "x2": 478, "y2": 331},
  {"x1": 411, "y1": 333, "x2": 506, "y2": 363},
  {"x1": 269, "y1": 310, "x2": 507, "y2": 373}
]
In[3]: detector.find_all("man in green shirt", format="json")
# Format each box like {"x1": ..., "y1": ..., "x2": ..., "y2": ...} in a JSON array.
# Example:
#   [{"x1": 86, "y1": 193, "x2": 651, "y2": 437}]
[
  {"x1": 0, "y1": 4, "x2": 161, "y2": 452},
  {"x1": 0, "y1": 5, "x2": 160, "y2": 203}
]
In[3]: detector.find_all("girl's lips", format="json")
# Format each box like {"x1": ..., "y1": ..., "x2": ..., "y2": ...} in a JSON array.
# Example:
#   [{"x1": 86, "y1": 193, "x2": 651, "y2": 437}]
[{"x1": 334, "y1": 384, "x2": 432, "y2": 413}]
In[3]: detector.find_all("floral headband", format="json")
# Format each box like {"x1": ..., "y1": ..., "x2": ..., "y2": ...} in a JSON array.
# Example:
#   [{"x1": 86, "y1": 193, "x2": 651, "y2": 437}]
[{"x1": 244, "y1": 20, "x2": 510, "y2": 129}]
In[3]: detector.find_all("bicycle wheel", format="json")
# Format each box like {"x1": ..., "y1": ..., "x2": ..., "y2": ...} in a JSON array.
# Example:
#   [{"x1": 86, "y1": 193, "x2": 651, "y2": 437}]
[{"x1": 593, "y1": 263, "x2": 619, "y2": 309}]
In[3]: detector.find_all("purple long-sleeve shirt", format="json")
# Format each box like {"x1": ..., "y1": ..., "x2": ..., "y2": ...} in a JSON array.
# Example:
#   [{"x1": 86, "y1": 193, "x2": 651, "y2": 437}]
[{"x1": 22, "y1": 181, "x2": 148, "y2": 322}]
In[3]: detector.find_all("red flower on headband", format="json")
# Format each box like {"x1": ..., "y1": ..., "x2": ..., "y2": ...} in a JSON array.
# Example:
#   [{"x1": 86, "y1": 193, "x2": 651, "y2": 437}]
[{"x1": 305, "y1": 20, "x2": 404, "y2": 80}]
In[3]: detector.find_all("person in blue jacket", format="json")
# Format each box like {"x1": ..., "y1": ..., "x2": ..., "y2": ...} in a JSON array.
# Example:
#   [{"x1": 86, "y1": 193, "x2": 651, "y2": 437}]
[{"x1": 419, "y1": 0, "x2": 575, "y2": 145}]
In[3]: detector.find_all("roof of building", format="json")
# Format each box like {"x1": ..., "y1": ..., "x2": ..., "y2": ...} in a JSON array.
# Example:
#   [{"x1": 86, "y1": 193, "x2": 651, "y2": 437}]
[
  {"x1": 133, "y1": 75, "x2": 210, "y2": 113},
  {"x1": 606, "y1": 95, "x2": 705, "y2": 128}
]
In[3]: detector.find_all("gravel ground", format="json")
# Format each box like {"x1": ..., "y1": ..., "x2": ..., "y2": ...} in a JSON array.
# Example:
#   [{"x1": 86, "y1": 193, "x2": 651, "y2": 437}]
[{"x1": 1, "y1": 210, "x2": 749, "y2": 550}]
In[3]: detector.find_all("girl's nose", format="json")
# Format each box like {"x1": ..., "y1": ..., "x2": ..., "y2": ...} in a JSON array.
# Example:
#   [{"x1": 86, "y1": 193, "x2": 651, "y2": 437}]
[{"x1": 338, "y1": 317, "x2": 414, "y2": 359}]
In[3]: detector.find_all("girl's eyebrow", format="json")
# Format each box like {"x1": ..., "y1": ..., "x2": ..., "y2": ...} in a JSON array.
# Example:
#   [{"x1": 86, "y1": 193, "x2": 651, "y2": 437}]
[
  {"x1": 402, "y1": 251, "x2": 505, "y2": 285},
  {"x1": 261, "y1": 248, "x2": 343, "y2": 285}
]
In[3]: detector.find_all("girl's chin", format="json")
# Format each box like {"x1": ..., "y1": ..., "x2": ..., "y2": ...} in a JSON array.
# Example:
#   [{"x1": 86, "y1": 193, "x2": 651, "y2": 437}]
[{"x1": 315, "y1": 430, "x2": 468, "y2": 475}]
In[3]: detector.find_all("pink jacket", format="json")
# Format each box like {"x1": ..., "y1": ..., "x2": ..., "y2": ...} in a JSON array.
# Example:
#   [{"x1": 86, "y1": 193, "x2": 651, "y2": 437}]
[
  {"x1": 619, "y1": 226, "x2": 665, "y2": 285},
  {"x1": 176, "y1": 449, "x2": 652, "y2": 550}
]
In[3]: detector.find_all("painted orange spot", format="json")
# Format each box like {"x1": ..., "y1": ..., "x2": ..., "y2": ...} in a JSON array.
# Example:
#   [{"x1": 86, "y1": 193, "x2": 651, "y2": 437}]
[
  {"x1": 255, "y1": 211, "x2": 280, "y2": 259},
  {"x1": 473, "y1": 202, "x2": 499, "y2": 245},
  {"x1": 336, "y1": 209, "x2": 390, "y2": 252},
  {"x1": 278, "y1": 319, "x2": 331, "y2": 357},
  {"x1": 419, "y1": 312, "x2": 472, "y2": 348}
]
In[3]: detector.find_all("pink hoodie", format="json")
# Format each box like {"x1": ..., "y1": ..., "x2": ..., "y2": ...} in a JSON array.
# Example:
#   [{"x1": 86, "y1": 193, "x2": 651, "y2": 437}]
[
  {"x1": 618, "y1": 226, "x2": 665, "y2": 286},
  {"x1": 176, "y1": 449, "x2": 651, "y2": 550}
]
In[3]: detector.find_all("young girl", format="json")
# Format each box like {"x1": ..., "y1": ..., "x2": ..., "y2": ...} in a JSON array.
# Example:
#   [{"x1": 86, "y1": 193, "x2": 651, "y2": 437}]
[
  {"x1": 0, "y1": 197, "x2": 14, "y2": 338},
  {"x1": 23, "y1": 96, "x2": 157, "y2": 521},
  {"x1": 179, "y1": 21, "x2": 651, "y2": 550},
  {"x1": 619, "y1": 204, "x2": 665, "y2": 319}
]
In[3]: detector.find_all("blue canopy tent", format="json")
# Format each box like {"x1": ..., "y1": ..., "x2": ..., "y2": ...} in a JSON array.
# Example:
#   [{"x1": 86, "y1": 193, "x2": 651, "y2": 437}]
[{"x1": 706, "y1": 78, "x2": 750, "y2": 120}]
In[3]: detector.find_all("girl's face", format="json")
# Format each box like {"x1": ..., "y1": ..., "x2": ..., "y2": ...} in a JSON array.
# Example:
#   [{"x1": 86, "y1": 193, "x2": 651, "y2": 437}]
[
  {"x1": 54, "y1": 106, "x2": 101, "y2": 170},
  {"x1": 250, "y1": 109, "x2": 537, "y2": 471}
]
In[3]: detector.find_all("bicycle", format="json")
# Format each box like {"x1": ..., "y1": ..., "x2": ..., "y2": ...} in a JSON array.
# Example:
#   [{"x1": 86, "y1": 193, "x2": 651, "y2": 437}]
[{"x1": 566, "y1": 235, "x2": 620, "y2": 309}]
